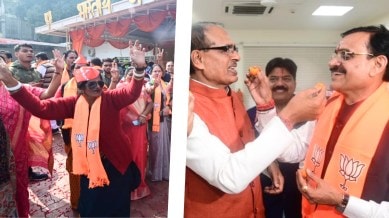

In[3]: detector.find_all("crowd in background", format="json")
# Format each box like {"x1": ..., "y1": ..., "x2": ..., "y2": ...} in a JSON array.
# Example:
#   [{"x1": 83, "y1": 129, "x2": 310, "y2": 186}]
[{"x1": 0, "y1": 43, "x2": 174, "y2": 217}]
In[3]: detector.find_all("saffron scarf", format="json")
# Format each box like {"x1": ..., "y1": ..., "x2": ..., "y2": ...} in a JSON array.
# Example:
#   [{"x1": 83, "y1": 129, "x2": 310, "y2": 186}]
[
  {"x1": 60, "y1": 65, "x2": 71, "y2": 84},
  {"x1": 71, "y1": 95, "x2": 109, "y2": 188},
  {"x1": 302, "y1": 82, "x2": 389, "y2": 217},
  {"x1": 62, "y1": 78, "x2": 78, "y2": 129},
  {"x1": 152, "y1": 81, "x2": 171, "y2": 132}
]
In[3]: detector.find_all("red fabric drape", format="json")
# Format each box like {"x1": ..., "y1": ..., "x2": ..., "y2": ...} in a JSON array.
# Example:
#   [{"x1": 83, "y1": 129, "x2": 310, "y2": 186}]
[
  {"x1": 84, "y1": 24, "x2": 106, "y2": 48},
  {"x1": 86, "y1": 24, "x2": 106, "y2": 39},
  {"x1": 69, "y1": 29, "x2": 85, "y2": 55},
  {"x1": 134, "y1": 11, "x2": 168, "y2": 32},
  {"x1": 108, "y1": 40, "x2": 129, "y2": 49},
  {"x1": 69, "y1": 10, "x2": 175, "y2": 50},
  {"x1": 84, "y1": 37, "x2": 105, "y2": 47},
  {"x1": 106, "y1": 18, "x2": 132, "y2": 37}
]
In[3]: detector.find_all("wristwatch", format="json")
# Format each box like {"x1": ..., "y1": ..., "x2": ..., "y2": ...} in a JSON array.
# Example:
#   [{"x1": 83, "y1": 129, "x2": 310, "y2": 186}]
[{"x1": 335, "y1": 193, "x2": 350, "y2": 213}]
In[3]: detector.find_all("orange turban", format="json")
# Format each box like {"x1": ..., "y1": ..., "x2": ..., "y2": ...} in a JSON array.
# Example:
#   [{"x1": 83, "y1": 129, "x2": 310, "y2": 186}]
[
  {"x1": 74, "y1": 67, "x2": 100, "y2": 83},
  {"x1": 74, "y1": 55, "x2": 88, "y2": 64}
]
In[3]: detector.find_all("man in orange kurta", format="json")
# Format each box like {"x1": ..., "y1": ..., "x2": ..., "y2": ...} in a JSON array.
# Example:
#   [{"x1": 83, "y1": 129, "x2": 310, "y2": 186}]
[{"x1": 185, "y1": 22, "x2": 326, "y2": 218}]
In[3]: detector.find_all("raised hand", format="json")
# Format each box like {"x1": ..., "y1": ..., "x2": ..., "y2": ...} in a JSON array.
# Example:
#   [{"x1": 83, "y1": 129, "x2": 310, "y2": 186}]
[
  {"x1": 0, "y1": 58, "x2": 19, "y2": 87},
  {"x1": 51, "y1": 49, "x2": 65, "y2": 72},
  {"x1": 279, "y1": 85, "x2": 326, "y2": 126},
  {"x1": 156, "y1": 47, "x2": 164, "y2": 65},
  {"x1": 129, "y1": 40, "x2": 147, "y2": 68},
  {"x1": 244, "y1": 66, "x2": 273, "y2": 105},
  {"x1": 111, "y1": 62, "x2": 120, "y2": 82}
]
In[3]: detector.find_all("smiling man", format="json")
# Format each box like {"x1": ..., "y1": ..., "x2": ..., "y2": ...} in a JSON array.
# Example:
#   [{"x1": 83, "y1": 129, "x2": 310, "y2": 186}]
[
  {"x1": 261, "y1": 57, "x2": 304, "y2": 218},
  {"x1": 295, "y1": 25, "x2": 389, "y2": 218},
  {"x1": 266, "y1": 58, "x2": 297, "y2": 111},
  {"x1": 186, "y1": 22, "x2": 326, "y2": 218}
]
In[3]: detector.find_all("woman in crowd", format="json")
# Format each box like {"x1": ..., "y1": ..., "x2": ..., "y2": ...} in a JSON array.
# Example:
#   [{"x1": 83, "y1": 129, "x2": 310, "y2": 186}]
[
  {"x1": 118, "y1": 66, "x2": 153, "y2": 200},
  {"x1": 147, "y1": 64, "x2": 172, "y2": 181},
  {"x1": 0, "y1": 50, "x2": 62, "y2": 217},
  {"x1": 0, "y1": 116, "x2": 17, "y2": 217}
]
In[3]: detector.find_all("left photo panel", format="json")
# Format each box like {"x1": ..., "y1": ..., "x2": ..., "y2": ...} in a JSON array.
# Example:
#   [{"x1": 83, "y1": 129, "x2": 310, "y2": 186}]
[{"x1": 0, "y1": 0, "x2": 177, "y2": 217}]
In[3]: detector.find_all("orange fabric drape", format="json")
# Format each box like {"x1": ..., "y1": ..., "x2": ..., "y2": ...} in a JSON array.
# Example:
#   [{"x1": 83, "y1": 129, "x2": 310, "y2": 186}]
[
  {"x1": 134, "y1": 11, "x2": 168, "y2": 32},
  {"x1": 106, "y1": 18, "x2": 132, "y2": 37},
  {"x1": 108, "y1": 40, "x2": 129, "y2": 49},
  {"x1": 69, "y1": 29, "x2": 85, "y2": 55},
  {"x1": 70, "y1": 10, "x2": 174, "y2": 50},
  {"x1": 86, "y1": 24, "x2": 106, "y2": 39},
  {"x1": 28, "y1": 117, "x2": 54, "y2": 174},
  {"x1": 84, "y1": 37, "x2": 105, "y2": 47},
  {"x1": 84, "y1": 24, "x2": 105, "y2": 47},
  {"x1": 84, "y1": 24, "x2": 106, "y2": 48}
]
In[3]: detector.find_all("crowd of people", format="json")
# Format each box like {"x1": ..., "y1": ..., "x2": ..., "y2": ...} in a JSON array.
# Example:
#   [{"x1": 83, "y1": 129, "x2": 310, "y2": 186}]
[
  {"x1": 0, "y1": 41, "x2": 174, "y2": 216},
  {"x1": 1, "y1": 21, "x2": 389, "y2": 218}
]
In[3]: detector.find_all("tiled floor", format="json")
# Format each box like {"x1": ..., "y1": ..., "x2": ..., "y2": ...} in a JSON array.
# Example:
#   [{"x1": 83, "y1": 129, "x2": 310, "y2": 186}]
[{"x1": 29, "y1": 133, "x2": 168, "y2": 217}]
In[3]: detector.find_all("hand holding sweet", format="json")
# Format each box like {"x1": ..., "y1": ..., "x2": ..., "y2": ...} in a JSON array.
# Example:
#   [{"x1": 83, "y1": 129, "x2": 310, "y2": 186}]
[
  {"x1": 296, "y1": 169, "x2": 344, "y2": 206},
  {"x1": 279, "y1": 84, "x2": 326, "y2": 127},
  {"x1": 244, "y1": 66, "x2": 273, "y2": 105}
]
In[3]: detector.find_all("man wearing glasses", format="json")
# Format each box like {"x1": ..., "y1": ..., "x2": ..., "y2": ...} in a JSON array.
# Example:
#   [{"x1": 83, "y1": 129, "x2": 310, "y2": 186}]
[
  {"x1": 291, "y1": 25, "x2": 389, "y2": 217},
  {"x1": 186, "y1": 22, "x2": 326, "y2": 217}
]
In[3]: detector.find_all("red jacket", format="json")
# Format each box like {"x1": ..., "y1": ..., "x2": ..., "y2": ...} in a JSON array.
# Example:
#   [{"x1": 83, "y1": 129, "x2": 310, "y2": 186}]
[{"x1": 11, "y1": 78, "x2": 143, "y2": 174}]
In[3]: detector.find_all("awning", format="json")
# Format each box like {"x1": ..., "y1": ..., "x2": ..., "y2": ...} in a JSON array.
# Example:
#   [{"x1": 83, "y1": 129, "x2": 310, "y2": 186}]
[
  {"x1": 0, "y1": 37, "x2": 66, "y2": 47},
  {"x1": 35, "y1": 0, "x2": 176, "y2": 53}
]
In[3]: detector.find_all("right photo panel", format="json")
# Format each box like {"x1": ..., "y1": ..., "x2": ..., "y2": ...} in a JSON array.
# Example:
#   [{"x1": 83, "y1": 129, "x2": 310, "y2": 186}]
[{"x1": 184, "y1": 0, "x2": 389, "y2": 217}]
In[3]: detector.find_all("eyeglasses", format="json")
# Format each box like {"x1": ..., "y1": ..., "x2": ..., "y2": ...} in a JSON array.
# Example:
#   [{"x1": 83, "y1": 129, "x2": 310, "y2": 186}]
[
  {"x1": 85, "y1": 81, "x2": 105, "y2": 89},
  {"x1": 198, "y1": 44, "x2": 239, "y2": 54},
  {"x1": 331, "y1": 50, "x2": 375, "y2": 61}
]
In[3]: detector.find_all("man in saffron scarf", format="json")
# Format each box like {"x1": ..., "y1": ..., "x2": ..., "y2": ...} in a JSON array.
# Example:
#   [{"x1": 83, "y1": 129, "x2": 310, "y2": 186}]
[
  {"x1": 292, "y1": 25, "x2": 389, "y2": 217},
  {"x1": 185, "y1": 22, "x2": 326, "y2": 218},
  {"x1": 0, "y1": 41, "x2": 146, "y2": 217}
]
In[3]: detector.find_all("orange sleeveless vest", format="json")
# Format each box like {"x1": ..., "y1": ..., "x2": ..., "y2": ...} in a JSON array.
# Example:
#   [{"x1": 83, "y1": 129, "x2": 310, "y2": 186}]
[
  {"x1": 185, "y1": 80, "x2": 264, "y2": 218},
  {"x1": 302, "y1": 82, "x2": 389, "y2": 217}
]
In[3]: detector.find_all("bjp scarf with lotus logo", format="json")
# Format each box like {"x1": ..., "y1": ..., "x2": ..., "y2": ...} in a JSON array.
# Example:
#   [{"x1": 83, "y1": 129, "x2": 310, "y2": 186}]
[{"x1": 302, "y1": 82, "x2": 389, "y2": 217}]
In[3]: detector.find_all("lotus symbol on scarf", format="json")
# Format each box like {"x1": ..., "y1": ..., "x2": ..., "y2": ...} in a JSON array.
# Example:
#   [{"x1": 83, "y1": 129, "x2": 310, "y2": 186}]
[
  {"x1": 339, "y1": 154, "x2": 365, "y2": 191},
  {"x1": 310, "y1": 144, "x2": 324, "y2": 173},
  {"x1": 75, "y1": 133, "x2": 85, "y2": 147},
  {"x1": 87, "y1": 140, "x2": 98, "y2": 154}
]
